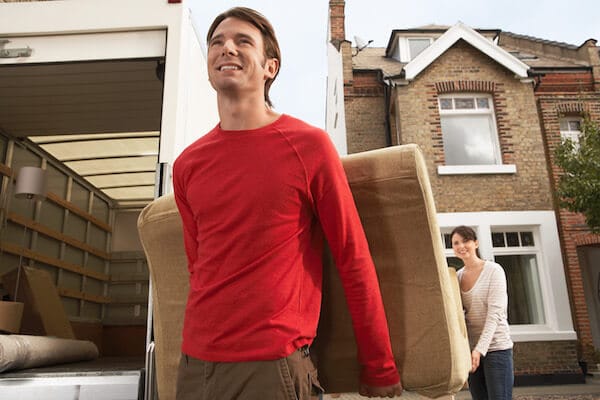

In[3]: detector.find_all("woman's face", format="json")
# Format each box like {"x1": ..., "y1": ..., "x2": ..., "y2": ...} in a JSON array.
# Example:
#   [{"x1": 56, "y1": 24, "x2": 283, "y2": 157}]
[{"x1": 451, "y1": 233, "x2": 479, "y2": 262}]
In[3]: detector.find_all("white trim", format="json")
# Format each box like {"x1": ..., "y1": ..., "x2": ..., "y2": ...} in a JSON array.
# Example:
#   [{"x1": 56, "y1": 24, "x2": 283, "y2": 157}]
[
  {"x1": 437, "y1": 164, "x2": 516, "y2": 175},
  {"x1": 437, "y1": 211, "x2": 576, "y2": 343},
  {"x1": 326, "y1": 41, "x2": 348, "y2": 155},
  {"x1": 0, "y1": 31, "x2": 166, "y2": 64},
  {"x1": 0, "y1": 0, "x2": 183, "y2": 35},
  {"x1": 510, "y1": 326, "x2": 577, "y2": 342},
  {"x1": 404, "y1": 22, "x2": 529, "y2": 80}
]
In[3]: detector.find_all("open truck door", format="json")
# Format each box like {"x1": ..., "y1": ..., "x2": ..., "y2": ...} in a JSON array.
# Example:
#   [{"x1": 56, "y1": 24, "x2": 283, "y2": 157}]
[{"x1": 0, "y1": 1, "x2": 217, "y2": 399}]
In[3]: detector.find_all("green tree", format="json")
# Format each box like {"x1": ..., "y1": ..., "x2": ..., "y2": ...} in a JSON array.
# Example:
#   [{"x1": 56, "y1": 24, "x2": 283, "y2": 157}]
[{"x1": 554, "y1": 118, "x2": 600, "y2": 234}]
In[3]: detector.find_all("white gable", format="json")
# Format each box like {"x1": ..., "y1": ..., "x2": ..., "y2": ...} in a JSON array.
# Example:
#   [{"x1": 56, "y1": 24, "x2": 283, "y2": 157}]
[{"x1": 403, "y1": 22, "x2": 529, "y2": 80}]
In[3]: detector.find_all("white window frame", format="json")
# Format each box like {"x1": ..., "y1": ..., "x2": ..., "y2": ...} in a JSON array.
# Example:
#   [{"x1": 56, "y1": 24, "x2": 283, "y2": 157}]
[
  {"x1": 396, "y1": 36, "x2": 434, "y2": 62},
  {"x1": 490, "y1": 228, "x2": 546, "y2": 326},
  {"x1": 437, "y1": 93, "x2": 516, "y2": 176},
  {"x1": 438, "y1": 211, "x2": 576, "y2": 342},
  {"x1": 559, "y1": 116, "x2": 582, "y2": 146}
]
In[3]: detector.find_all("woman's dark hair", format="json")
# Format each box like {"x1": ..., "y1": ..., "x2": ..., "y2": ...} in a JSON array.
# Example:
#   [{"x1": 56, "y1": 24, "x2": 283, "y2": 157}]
[
  {"x1": 450, "y1": 225, "x2": 482, "y2": 259},
  {"x1": 206, "y1": 7, "x2": 281, "y2": 108}
]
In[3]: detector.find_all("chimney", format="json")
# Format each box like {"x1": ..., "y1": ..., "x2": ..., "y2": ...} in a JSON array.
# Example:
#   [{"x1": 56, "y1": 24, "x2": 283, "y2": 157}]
[
  {"x1": 581, "y1": 39, "x2": 600, "y2": 90},
  {"x1": 329, "y1": 0, "x2": 346, "y2": 43}
]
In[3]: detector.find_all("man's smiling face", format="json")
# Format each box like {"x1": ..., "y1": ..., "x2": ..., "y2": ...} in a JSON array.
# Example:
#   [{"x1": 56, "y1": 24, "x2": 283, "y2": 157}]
[{"x1": 207, "y1": 17, "x2": 278, "y2": 99}]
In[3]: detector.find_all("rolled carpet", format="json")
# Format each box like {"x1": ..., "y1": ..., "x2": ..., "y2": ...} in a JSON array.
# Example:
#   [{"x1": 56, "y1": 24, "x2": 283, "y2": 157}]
[{"x1": 0, "y1": 334, "x2": 99, "y2": 373}]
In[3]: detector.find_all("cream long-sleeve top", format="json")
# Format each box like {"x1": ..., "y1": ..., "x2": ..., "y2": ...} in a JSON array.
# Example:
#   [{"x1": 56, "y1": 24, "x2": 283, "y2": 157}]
[{"x1": 457, "y1": 260, "x2": 513, "y2": 356}]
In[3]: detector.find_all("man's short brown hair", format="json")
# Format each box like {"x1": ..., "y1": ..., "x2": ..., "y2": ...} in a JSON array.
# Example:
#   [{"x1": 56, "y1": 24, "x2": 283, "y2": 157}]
[{"x1": 207, "y1": 7, "x2": 281, "y2": 108}]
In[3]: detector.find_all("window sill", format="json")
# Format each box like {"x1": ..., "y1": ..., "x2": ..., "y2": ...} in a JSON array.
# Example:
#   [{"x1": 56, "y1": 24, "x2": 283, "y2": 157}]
[
  {"x1": 437, "y1": 164, "x2": 517, "y2": 175},
  {"x1": 510, "y1": 325, "x2": 577, "y2": 342}
]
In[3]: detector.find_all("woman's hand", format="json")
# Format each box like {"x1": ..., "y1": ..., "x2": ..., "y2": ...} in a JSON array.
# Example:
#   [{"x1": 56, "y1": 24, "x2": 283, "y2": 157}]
[{"x1": 470, "y1": 350, "x2": 481, "y2": 373}]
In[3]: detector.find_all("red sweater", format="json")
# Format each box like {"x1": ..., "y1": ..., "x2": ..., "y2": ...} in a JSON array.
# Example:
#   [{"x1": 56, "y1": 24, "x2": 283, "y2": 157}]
[{"x1": 172, "y1": 114, "x2": 399, "y2": 386}]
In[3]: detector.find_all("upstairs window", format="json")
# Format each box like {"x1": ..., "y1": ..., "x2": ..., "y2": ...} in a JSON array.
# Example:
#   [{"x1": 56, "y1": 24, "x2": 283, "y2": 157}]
[
  {"x1": 408, "y1": 38, "x2": 432, "y2": 60},
  {"x1": 559, "y1": 117, "x2": 582, "y2": 146},
  {"x1": 439, "y1": 94, "x2": 501, "y2": 166}
]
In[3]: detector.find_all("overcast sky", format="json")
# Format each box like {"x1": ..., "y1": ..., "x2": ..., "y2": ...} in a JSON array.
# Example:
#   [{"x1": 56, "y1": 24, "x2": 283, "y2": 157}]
[{"x1": 187, "y1": 0, "x2": 599, "y2": 129}]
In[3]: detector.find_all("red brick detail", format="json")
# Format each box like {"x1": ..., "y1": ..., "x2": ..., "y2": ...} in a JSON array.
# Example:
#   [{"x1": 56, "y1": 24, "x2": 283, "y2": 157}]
[
  {"x1": 573, "y1": 233, "x2": 600, "y2": 247},
  {"x1": 435, "y1": 80, "x2": 497, "y2": 93},
  {"x1": 432, "y1": 80, "x2": 513, "y2": 164},
  {"x1": 536, "y1": 72, "x2": 594, "y2": 93},
  {"x1": 555, "y1": 102, "x2": 587, "y2": 115}
]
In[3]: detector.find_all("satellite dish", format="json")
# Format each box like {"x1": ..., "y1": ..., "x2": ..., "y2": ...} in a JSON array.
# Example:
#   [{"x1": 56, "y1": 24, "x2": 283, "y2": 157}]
[{"x1": 353, "y1": 36, "x2": 374, "y2": 56}]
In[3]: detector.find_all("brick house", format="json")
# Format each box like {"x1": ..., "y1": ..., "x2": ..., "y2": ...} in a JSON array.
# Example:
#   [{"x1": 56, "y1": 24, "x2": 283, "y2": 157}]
[
  {"x1": 327, "y1": 0, "x2": 600, "y2": 384},
  {"x1": 497, "y1": 32, "x2": 600, "y2": 371}
]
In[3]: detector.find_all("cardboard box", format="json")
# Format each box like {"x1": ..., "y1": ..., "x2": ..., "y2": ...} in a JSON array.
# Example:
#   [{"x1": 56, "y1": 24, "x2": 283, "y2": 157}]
[
  {"x1": 0, "y1": 300, "x2": 24, "y2": 333},
  {"x1": 1, "y1": 266, "x2": 75, "y2": 339}
]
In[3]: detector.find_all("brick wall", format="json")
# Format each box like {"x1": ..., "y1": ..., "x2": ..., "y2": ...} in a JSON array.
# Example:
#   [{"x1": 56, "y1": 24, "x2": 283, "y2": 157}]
[
  {"x1": 329, "y1": 0, "x2": 345, "y2": 42},
  {"x1": 537, "y1": 92, "x2": 600, "y2": 364},
  {"x1": 344, "y1": 70, "x2": 388, "y2": 153},
  {"x1": 393, "y1": 40, "x2": 553, "y2": 213},
  {"x1": 514, "y1": 341, "x2": 582, "y2": 377}
]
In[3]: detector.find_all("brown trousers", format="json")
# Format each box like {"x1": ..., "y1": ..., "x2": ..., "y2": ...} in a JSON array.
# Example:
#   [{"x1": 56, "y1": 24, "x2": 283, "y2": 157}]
[{"x1": 176, "y1": 347, "x2": 324, "y2": 400}]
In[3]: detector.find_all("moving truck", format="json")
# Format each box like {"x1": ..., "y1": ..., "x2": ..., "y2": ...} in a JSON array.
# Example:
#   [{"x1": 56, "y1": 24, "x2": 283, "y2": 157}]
[{"x1": 0, "y1": 1, "x2": 217, "y2": 398}]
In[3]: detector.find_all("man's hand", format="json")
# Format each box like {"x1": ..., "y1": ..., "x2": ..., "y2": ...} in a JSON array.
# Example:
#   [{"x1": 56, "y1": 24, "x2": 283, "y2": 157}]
[{"x1": 358, "y1": 382, "x2": 403, "y2": 398}]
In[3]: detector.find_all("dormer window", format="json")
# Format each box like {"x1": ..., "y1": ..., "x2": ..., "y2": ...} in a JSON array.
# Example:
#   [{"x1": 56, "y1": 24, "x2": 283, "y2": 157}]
[
  {"x1": 391, "y1": 36, "x2": 435, "y2": 62},
  {"x1": 408, "y1": 38, "x2": 433, "y2": 60}
]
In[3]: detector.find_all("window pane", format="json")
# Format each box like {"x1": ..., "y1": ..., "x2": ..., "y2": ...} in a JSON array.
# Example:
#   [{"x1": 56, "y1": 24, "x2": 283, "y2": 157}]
[
  {"x1": 506, "y1": 232, "x2": 520, "y2": 247},
  {"x1": 496, "y1": 254, "x2": 545, "y2": 325},
  {"x1": 441, "y1": 115, "x2": 498, "y2": 165},
  {"x1": 440, "y1": 98, "x2": 453, "y2": 110},
  {"x1": 559, "y1": 120, "x2": 569, "y2": 131},
  {"x1": 454, "y1": 98, "x2": 475, "y2": 109},
  {"x1": 443, "y1": 233, "x2": 452, "y2": 249},
  {"x1": 520, "y1": 232, "x2": 534, "y2": 246},
  {"x1": 492, "y1": 232, "x2": 505, "y2": 247},
  {"x1": 568, "y1": 120, "x2": 581, "y2": 131},
  {"x1": 476, "y1": 98, "x2": 489, "y2": 109},
  {"x1": 409, "y1": 38, "x2": 431, "y2": 59}
]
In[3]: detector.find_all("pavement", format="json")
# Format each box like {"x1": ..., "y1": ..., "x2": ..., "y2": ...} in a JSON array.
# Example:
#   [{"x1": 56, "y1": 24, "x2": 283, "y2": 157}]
[{"x1": 322, "y1": 372, "x2": 600, "y2": 399}]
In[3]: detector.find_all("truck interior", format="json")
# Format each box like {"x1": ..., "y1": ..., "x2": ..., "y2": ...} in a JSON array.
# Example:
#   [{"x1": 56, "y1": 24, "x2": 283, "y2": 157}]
[{"x1": 0, "y1": 57, "x2": 166, "y2": 396}]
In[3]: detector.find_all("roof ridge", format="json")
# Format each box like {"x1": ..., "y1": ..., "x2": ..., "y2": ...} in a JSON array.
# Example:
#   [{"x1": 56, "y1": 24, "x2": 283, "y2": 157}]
[{"x1": 500, "y1": 31, "x2": 578, "y2": 50}]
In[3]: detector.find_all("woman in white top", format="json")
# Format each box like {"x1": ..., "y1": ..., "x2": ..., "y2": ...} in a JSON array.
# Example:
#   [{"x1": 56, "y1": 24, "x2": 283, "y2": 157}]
[{"x1": 451, "y1": 225, "x2": 514, "y2": 400}]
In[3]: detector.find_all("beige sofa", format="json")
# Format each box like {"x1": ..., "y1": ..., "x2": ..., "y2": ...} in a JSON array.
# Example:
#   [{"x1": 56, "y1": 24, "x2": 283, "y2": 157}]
[{"x1": 137, "y1": 144, "x2": 470, "y2": 399}]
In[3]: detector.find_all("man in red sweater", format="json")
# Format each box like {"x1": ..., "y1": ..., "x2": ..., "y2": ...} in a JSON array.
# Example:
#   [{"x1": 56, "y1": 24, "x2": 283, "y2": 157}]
[{"x1": 172, "y1": 6, "x2": 402, "y2": 399}]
